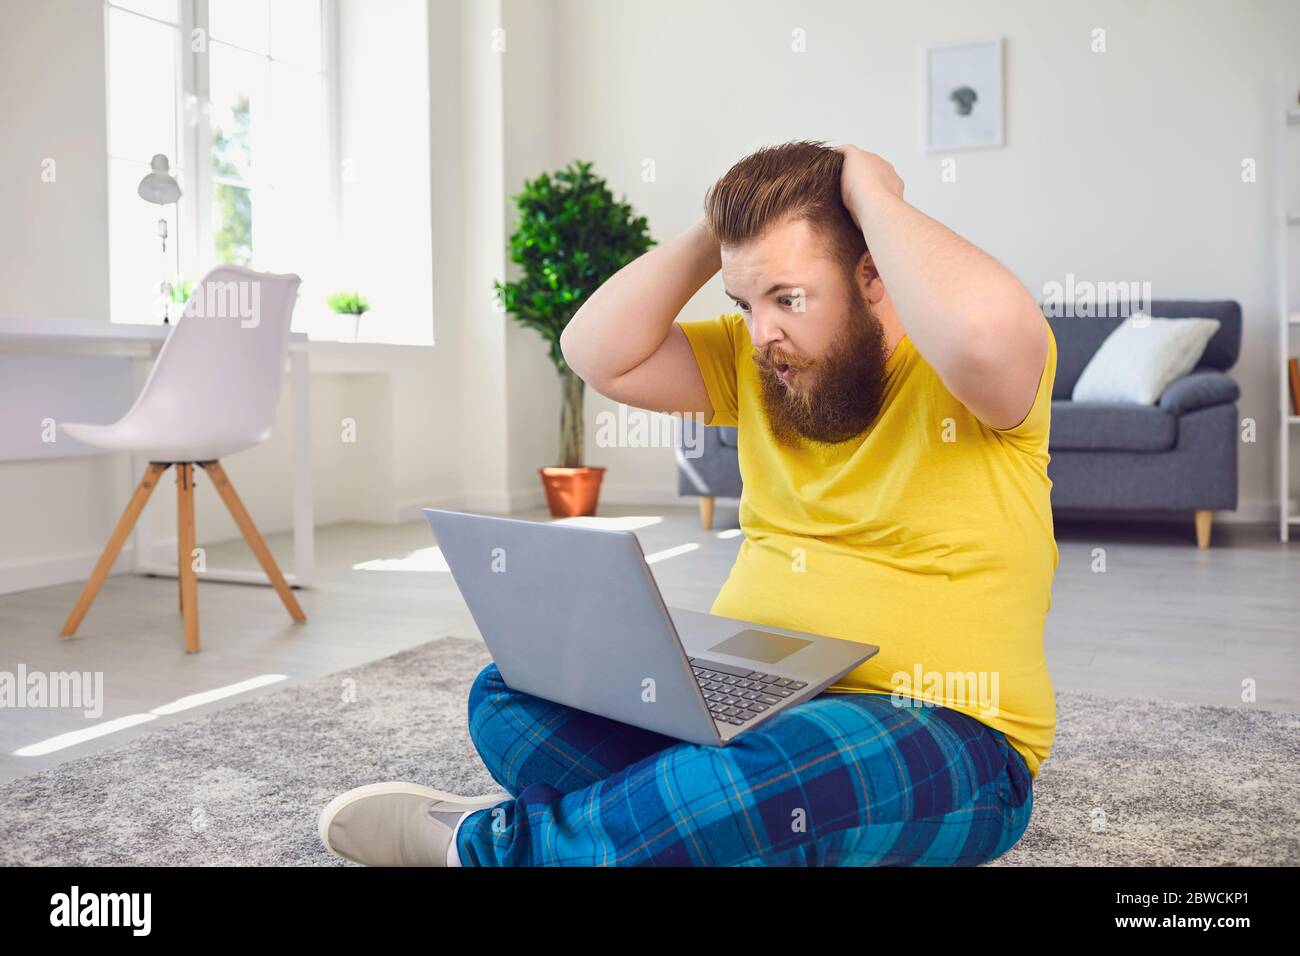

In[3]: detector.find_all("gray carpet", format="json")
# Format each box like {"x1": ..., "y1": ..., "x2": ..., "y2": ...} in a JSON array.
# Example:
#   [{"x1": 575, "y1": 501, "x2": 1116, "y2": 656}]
[{"x1": 1, "y1": 636, "x2": 1296, "y2": 866}]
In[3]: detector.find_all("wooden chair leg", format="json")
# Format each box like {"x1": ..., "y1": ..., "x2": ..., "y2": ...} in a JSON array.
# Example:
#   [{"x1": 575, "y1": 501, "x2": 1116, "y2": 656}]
[
  {"x1": 177, "y1": 463, "x2": 200, "y2": 653},
  {"x1": 200, "y1": 460, "x2": 306, "y2": 622},
  {"x1": 178, "y1": 514, "x2": 185, "y2": 612},
  {"x1": 699, "y1": 495, "x2": 715, "y2": 530},
  {"x1": 61, "y1": 463, "x2": 171, "y2": 637},
  {"x1": 1195, "y1": 509, "x2": 1212, "y2": 549}
]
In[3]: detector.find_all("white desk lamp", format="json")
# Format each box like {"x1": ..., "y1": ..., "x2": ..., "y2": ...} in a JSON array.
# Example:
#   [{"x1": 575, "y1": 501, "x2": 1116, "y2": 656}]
[{"x1": 137, "y1": 153, "x2": 182, "y2": 323}]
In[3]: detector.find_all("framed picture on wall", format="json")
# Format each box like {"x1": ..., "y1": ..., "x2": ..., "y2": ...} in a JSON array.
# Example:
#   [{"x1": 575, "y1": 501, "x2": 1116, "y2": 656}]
[{"x1": 924, "y1": 38, "x2": 1005, "y2": 151}]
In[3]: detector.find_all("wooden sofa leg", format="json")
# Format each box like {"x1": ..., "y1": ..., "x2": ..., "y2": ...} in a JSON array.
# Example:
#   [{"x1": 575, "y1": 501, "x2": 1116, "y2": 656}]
[
  {"x1": 699, "y1": 496, "x2": 715, "y2": 530},
  {"x1": 1194, "y1": 510, "x2": 1212, "y2": 549}
]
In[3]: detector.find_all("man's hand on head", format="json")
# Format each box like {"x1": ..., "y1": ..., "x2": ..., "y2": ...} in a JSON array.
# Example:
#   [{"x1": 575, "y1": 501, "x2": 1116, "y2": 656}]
[
  {"x1": 830, "y1": 144, "x2": 1047, "y2": 433},
  {"x1": 833, "y1": 145, "x2": 904, "y2": 227}
]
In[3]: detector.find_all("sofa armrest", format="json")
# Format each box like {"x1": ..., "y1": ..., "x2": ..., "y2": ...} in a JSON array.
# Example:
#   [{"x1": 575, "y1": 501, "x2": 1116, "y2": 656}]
[
  {"x1": 677, "y1": 416, "x2": 722, "y2": 455},
  {"x1": 1157, "y1": 370, "x2": 1240, "y2": 416},
  {"x1": 675, "y1": 416, "x2": 742, "y2": 498}
]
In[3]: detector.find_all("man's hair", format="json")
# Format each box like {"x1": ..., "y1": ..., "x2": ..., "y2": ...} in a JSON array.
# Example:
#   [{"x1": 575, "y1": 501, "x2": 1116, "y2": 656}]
[{"x1": 703, "y1": 139, "x2": 867, "y2": 277}]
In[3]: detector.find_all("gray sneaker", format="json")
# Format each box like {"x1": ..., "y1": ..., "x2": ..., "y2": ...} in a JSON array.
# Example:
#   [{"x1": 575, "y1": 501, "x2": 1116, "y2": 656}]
[{"x1": 319, "y1": 782, "x2": 509, "y2": 866}]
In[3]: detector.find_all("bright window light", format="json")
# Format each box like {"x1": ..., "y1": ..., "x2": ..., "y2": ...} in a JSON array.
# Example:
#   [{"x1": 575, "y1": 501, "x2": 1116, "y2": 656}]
[
  {"x1": 551, "y1": 515, "x2": 664, "y2": 531},
  {"x1": 352, "y1": 546, "x2": 451, "y2": 573},
  {"x1": 150, "y1": 674, "x2": 288, "y2": 715},
  {"x1": 644, "y1": 543, "x2": 700, "y2": 564},
  {"x1": 14, "y1": 714, "x2": 159, "y2": 757},
  {"x1": 106, "y1": 0, "x2": 335, "y2": 339},
  {"x1": 106, "y1": 0, "x2": 435, "y2": 344},
  {"x1": 15, "y1": 673, "x2": 291, "y2": 756}
]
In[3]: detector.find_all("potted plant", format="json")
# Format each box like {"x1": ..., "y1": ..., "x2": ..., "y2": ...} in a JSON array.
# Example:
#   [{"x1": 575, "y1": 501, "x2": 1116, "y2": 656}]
[
  {"x1": 327, "y1": 290, "x2": 370, "y2": 342},
  {"x1": 494, "y1": 160, "x2": 655, "y2": 517},
  {"x1": 166, "y1": 277, "x2": 194, "y2": 323}
]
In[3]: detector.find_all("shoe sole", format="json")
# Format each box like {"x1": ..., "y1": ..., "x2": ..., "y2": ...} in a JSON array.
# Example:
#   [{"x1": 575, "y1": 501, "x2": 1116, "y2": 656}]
[{"x1": 318, "y1": 782, "x2": 509, "y2": 860}]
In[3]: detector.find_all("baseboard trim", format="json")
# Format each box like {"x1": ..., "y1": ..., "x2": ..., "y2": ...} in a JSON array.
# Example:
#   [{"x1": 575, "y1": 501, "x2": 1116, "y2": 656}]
[
  {"x1": 601, "y1": 483, "x2": 696, "y2": 506},
  {"x1": 393, "y1": 490, "x2": 544, "y2": 523},
  {"x1": 396, "y1": 493, "x2": 461, "y2": 524},
  {"x1": 1053, "y1": 499, "x2": 1274, "y2": 525},
  {"x1": 0, "y1": 547, "x2": 136, "y2": 597}
]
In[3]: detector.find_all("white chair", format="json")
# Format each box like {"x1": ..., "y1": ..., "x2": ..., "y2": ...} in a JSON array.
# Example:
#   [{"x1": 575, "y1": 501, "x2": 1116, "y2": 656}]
[{"x1": 60, "y1": 264, "x2": 306, "y2": 652}]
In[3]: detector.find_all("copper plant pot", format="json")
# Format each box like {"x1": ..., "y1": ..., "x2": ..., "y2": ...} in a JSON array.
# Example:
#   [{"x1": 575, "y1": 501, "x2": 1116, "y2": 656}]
[{"x1": 539, "y1": 466, "x2": 606, "y2": 518}]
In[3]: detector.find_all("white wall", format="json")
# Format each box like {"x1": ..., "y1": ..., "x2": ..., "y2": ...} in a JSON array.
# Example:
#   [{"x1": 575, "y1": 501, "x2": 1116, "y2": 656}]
[
  {"x1": 442, "y1": 0, "x2": 571, "y2": 516},
  {"x1": 0, "y1": 0, "x2": 110, "y2": 320},
  {"x1": 0, "y1": 0, "x2": 122, "y2": 580},
  {"x1": 501, "y1": 0, "x2": 566, "y2": 498},
  {"x1": 552, "y1": 0, "x2": 1300, "y2": 519},
  {"x1": 336, "y1": 0, "x2": 435, "y2": 346}
]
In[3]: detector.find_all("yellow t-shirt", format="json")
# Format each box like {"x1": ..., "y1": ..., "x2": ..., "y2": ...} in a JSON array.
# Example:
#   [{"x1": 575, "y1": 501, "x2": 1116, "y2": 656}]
[{"x1": 677, "y1": 312, "x2": 1058, "y2": 779}]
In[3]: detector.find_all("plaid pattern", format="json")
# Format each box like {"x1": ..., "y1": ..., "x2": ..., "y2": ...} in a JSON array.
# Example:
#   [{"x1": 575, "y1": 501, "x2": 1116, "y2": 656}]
[{"x1": 457, "y1": 663, "x2": 1033, "y2": 866}]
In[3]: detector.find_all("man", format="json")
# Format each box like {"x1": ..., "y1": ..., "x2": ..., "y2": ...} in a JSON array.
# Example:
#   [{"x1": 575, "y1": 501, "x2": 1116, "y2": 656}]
[{"x1": 319, "y1": 140, "x2": 1057, "y2": 866}]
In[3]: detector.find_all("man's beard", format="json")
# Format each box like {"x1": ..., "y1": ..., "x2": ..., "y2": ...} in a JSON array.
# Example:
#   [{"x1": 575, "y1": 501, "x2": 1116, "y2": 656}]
[{"x1": 753, "y1": 283, "x2": 889, "y2": 448}]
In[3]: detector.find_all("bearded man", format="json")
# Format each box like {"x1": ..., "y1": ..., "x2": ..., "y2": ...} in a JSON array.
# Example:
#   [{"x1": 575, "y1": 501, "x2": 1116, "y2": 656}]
[{"x1": 320, "y1": 140, "x2": 1056, "y2": 867}]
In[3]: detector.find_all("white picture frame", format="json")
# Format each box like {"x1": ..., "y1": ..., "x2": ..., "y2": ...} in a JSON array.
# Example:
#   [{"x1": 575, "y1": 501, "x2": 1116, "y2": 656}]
[{"x1": 924, "y1": 38, "x2": 1005, "y2": 151}]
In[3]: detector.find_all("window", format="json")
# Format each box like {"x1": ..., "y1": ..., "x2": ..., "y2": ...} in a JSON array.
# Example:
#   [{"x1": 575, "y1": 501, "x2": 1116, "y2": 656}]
[{"x1": 105, "y1": 0, "x2": 338, "y2": 336}]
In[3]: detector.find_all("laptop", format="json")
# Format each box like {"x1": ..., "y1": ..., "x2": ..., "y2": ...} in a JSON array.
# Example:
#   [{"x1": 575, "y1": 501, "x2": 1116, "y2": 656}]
[{"x1": 423, "y1": 508, "x2": 878, "y2": 746}]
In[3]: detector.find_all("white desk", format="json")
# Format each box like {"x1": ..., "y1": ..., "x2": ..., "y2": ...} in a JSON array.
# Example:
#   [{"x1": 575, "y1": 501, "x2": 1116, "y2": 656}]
[{"x1": 0, "y1": 318, "x2": 314, "y2": 589}]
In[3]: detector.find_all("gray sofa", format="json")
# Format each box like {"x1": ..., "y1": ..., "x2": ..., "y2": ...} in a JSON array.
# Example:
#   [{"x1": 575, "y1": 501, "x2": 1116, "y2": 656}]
[{"x1": 675, "y1": 300, "x2": 1241, "y2": 547}]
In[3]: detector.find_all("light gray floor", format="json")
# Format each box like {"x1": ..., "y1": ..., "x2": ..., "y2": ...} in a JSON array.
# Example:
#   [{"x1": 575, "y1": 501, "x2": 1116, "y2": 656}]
[{"x1": 0, "y1": 503, "x2": 1295, "y2": 785}]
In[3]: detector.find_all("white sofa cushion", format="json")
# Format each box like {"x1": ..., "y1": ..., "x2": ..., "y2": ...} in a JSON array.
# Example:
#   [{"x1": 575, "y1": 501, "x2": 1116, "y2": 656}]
[{"x1": 1071, "y1": 315, "x2": 1221, "y2": 406}]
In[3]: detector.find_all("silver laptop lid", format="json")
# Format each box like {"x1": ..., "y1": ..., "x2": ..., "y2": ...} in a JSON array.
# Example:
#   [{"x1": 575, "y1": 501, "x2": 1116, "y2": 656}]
[{"x1": 423, "y1": 509, "x2": 721, "y2": 745}]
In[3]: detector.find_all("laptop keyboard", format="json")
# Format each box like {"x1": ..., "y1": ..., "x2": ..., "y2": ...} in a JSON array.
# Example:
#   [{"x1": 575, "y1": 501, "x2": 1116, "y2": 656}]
[{"x1": 688, "y1": 657, "x2": 808, "y2": 728}]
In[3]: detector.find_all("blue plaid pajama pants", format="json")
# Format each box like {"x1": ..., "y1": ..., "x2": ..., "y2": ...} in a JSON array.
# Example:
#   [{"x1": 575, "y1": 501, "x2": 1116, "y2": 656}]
[{"x1": 455, "y1": 662, "x2": 1034, "y2": 866}]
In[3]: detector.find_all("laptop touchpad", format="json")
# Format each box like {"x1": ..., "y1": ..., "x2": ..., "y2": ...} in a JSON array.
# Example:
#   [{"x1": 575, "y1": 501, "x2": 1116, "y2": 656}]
[{"x1": 709, "y1": 629, "x2": 811, "y2": 664}]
